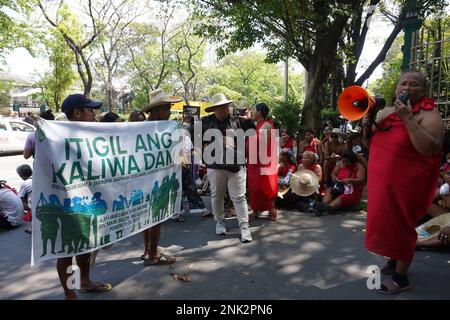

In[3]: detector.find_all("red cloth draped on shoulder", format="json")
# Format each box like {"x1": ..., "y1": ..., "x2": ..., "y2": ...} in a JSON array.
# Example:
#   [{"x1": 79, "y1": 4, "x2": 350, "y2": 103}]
[
  {"x1": 304, "y1": 138, "x2": 320, "y2": 154},
  {"x1": 365, "y1": 97, "x2": 441, "y2": 262},
  {"x1": 247, "y1": 118, "x2": 279, "y2": 211},
  {"x1": 278, "y1": 163, "x2": 297, "y2": 178},
  {"x1": 281, "y1": 137, "x2": 294, "y2": 151}
]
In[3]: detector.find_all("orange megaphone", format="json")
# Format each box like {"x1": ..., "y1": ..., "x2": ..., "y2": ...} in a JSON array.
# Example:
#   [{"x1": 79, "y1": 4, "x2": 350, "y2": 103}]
[{"x1": 338, "y1": 86, "x2": 376, "y2": 121}]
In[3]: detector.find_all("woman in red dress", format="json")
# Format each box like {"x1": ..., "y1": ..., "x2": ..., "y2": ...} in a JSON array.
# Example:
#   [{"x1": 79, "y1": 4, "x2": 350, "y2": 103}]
[
  {"x1": 247, "y1": 103, "x2": 279, "y2": 221},
  {"x1": 298, "y1": 128, "x2": 321, "y2": 163},
  {"x1": 363, "y1": 71, "x2": 444, "y2": 294},
  {"x1": 317, "y1": 150, "x2": 365, "y2": 213},
  {"x1": 280, "y1": 129, "x2": 295, "y2": 151}
]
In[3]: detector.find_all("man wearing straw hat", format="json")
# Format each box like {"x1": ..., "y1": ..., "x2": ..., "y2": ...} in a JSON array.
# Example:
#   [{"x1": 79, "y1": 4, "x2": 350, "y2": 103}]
[
  {"x1": 201, "y1": 93, "x2": 255, "y2": 242},
  {"x1": 140, "y1": 88, "x2": 183, "y2": 265}
]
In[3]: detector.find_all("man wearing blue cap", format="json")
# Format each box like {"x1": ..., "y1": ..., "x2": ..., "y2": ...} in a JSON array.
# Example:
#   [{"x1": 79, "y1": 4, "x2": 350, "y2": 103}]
[{"x1": 56, "y1": 94, "x2": 112, "y2": 299}]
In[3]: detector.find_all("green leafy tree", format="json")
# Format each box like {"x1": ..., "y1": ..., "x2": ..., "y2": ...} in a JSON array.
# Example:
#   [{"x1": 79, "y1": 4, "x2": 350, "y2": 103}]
[
  {"x1": 34, "y1": 30, "x2": 76, "y2": 111},
  {"x1": 171, "y1": 19, "x2": 207, "y2": 102},
  {"x1": 125, "y1": 3, "x2": 181, "y2": 108},
  {"x1": 0, "y1": 80, "x2": 14, "y2": 109},
  {"x1": 191, "y1": 0, "x2": 359, "y2": 130},
  {"x1": 369, "y1": 35, "x2": 403, "y2": 105},
  {"x1": 271, "y1": 97, "x2": 302, "y2": 136},
  {"x1": 0, "y1": 0, "x2": 32, "y2": 62},
  {"x1": 35, "y1": 0, "x2": 112, "y2": 96}
]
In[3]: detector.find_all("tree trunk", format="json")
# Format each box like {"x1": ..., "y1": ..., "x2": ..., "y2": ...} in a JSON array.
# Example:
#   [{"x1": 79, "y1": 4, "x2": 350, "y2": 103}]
[
  {"x1": 300, "y1": 15, "x2": 349, "y2": 131},
  {"x1": 301, "y1": 62, "x2": 328, "y2": 130},
  {"x1": 108, "y1": 65, "x2": 114, "y2": 112}
]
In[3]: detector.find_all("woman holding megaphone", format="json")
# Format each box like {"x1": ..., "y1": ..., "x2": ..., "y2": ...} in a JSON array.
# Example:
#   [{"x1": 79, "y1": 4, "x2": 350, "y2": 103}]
[{"x1": 362, "y1": 71, "x2": 444, "y2": 295}]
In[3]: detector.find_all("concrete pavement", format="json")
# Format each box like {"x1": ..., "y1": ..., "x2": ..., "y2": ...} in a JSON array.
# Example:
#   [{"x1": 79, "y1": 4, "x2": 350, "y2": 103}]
[{"x1": 1, "y1": 202, "x2": 449, "y2": 300}]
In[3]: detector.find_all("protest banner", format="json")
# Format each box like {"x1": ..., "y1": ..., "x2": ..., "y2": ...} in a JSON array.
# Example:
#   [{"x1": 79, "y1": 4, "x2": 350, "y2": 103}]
[{"x1": 31, "y1": 119, "x2": 182, "y2": 264}]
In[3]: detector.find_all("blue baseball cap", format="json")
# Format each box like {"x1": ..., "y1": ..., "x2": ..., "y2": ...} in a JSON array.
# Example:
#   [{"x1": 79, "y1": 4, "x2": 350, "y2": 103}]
[{"x1": 61, "y1": 94, "x2": 102, "y2": 114}]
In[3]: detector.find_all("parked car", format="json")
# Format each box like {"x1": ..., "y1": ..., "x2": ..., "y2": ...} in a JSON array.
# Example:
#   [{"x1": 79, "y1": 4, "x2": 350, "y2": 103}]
[{"x1": 0, "y1": 117, "x2": 35, "y2": 154}]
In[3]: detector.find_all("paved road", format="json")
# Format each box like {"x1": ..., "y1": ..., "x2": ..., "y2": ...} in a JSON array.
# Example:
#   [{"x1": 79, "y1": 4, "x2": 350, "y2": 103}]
[
  {"x1": 0, "y1": 154, "x2": 34, "y2": 191},
  {"x1": 1, "y1": 201, "x2": 449, "y2": 300},
  {"x1": 0, "y1": 154, "x2": 449, "y2": 300}
]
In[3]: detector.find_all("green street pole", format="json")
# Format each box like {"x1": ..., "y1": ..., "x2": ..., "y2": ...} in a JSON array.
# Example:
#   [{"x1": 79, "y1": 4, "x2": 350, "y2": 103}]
[{"x1": 402, "y1": 0, "x2": 422, "y2": 71}]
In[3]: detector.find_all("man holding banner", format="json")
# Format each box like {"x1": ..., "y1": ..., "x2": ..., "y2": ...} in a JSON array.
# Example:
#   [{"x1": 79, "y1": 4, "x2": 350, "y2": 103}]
[
  {"x1": 57, "y1": 94, "x2": 112, "y2": 299},
  {"x1": 140, "y1": 88, "x2": 182, "y2": 266},
  {"x1": 32, "y1": 92, "x2": 183, "y2": 299}
]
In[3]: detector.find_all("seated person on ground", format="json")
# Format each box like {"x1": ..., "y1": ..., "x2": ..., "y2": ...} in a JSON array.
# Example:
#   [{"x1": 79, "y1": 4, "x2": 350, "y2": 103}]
[
  {"x1": 427, "y1": 167, "x2": 450, "y2": 219},
  {"x1": 0, "y1": 183, "x2": 24, "y2": 230},
  {"x1": 346, "y1": 132, "x2": 368, "y2": 169},
  {"x1": 297, "y1": 128, "x2": 321, "y2": 164},
  {"x1": 280, "y1": 129, "x2": 295, "y2": 152},
  {"x1": 276, "y1": 151, "x2": 321, "y2": 212},
  {"x1": 278, "y1": 148, "x2": 297, "y2": 188},
  {"x1": 17, "y1": 164, "x2": 33, "y2": 234},
  {"x1": 316, "y1": 150, "x2": 365, "y2": 214},
  {"x1": 416, "y1": 213, "x2": 450, "y2": 249},
  {"x1": 323, "y1": 128, "x2": 347, "y2": 185}
]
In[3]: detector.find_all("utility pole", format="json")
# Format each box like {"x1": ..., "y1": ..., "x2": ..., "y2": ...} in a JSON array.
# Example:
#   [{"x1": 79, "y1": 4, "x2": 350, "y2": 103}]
[
  {"x1": 284, "y1": 57, "x2": 288, "y2": 103},
  {"x1": 402, "y1": 0, "x2": 422, "y2": 71}
]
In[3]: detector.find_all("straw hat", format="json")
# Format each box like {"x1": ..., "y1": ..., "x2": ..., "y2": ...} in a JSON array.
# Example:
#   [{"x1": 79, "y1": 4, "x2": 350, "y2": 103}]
[
  {"x1": 416, "y1": 212, "x2": 450, "y2": 240},
  {"x1": 278, "y1": 186, "x2": 290, "y2": 198},
  {"x1": 205, "y1": 93, "x2": 234, "y2": 113},
  {"x1": 142, "y1": 88, "x2": 183, "y2": 113},
  {"x1": 290, "y1": 169, "x2": 320, "y2": 197},
  {"x1": 331, "y1": 128, "x2": 342, "y2": 135}
]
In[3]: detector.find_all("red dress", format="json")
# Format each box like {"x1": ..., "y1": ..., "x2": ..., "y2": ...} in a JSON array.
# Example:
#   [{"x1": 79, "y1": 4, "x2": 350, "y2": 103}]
[
  {"x1": 281, "y1": 137, "x2": 295, "y2": 151},
  {"x1": 248, "y1": 119, "x2": 278, "y2": 211},
  {"x1": 335, "y1": 164, "x2": 364, "y2": 207},
  {"x1": 304, "y1": 138, "x2": 320, "y2": 154},
  {"x1": 278, "y1": 163, "x2": 297, "y2": 178},
  {"x1": 365, "y1": 98, "x2": 441, "y2": 262}
]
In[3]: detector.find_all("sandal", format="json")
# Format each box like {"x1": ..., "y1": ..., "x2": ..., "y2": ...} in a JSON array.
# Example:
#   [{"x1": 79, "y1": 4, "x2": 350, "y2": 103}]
[
  {"x1": 268, "y1": 209, "x2": 278, "y2": 222},
  {"x1": 376, "y1": 278, "x2": 411, "y2": 295},
  {"x1": 201, "y1": 211, "x2": 213, "y2": 217},
  {"x1": 143, "y1": 253, "x2": 176, "y2": 266},
  {"x1": 79, "y1": 282, "x2": 113, "y2": 293},
  {"x1": 378, "y1": 259, "x2": 396, "y2": 274},
  {"x1": 249, "y1": 211, "x2": 259, "y2": 221},
  {"x1": 175, "y1": 216, "x2": 185, "y2": 222}
]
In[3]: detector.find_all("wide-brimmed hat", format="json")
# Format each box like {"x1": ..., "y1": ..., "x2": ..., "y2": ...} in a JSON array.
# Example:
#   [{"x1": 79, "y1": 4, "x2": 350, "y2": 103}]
[
  {"x1": 278, "y1": 186, "x2": 290, "y2": 198},
  {"x1": 331, "y1": 128, "x2": 342, "y2": 135},
  {"x1": 290, "y1": 169, "x2": 320, "y2": 197},
  {"x1": 205, "y1": 93, "x2": 234, "y2": 113},
  {"x1": 416, "y1": 212, "x2": 450, "y2": 240},
  {"x1": 142, "y1": 89, "x2": 183, "y2": 113}
]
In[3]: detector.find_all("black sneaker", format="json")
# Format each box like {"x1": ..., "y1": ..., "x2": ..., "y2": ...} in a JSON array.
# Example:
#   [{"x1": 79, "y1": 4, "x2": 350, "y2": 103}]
[{"x1": 315, "y1": 202, "x2": 332, "y2": 215}]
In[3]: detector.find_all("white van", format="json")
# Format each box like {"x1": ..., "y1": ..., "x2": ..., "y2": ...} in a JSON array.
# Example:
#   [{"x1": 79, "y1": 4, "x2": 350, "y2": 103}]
[{"x1": 0, "y1": 117, "x2": 35, "y2": 154}]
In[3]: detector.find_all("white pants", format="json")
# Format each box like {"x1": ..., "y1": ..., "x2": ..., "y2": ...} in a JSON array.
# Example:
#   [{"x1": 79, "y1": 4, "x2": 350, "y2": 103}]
[{"x1": 208, "y1": 168, "x2": 249, "y2": 228}]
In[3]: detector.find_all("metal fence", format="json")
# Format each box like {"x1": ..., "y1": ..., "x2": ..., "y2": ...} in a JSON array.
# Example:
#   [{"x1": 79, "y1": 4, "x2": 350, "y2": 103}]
[{"x1": 409, "y1": 17, "x2": 450, "y2": 122}]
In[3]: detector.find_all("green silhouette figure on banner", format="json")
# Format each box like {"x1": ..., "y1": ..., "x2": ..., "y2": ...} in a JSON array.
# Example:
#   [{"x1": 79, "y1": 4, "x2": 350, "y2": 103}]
[
  {"x1": 36, "y1": 193, "x2": 59, "y2": 257},
  {"x1": 113, "y1": 195, "x2": 129, "y2": 212},
  {"x1": 129, "y1": 189, "x2": 144, "y2": 206},
  {"x1": 36, "y1": 192, "x2": 108, "y2": 257},
  {"x1": 88, "y1": 192, "x2": 107, "y2": 247},
  {"x1": 169, "y1": 173, "x2": 179, "y2": 214},
  {"x1": 160, "y1": 176, "x2": 171, "y2": 219},
  {"x1": 150, "y1": 181, "x2": 161, "y2": 222}
]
